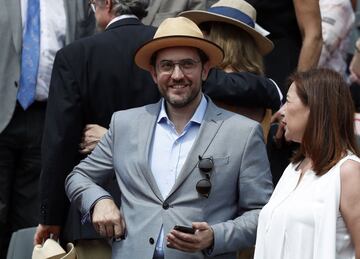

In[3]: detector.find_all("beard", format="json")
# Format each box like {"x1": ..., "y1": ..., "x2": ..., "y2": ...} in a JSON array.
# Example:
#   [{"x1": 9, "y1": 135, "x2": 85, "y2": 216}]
[{"x1": 160, "y1": 79, "x2": 202, "y2": 108}]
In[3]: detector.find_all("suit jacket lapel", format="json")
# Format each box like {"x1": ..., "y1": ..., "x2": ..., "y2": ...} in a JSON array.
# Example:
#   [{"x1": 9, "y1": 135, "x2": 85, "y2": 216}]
[
  {"x1": 7, "y1": 0, "x2": 22, "y2": 55},
  {"x1": 138, "y1": 101, "x2": 164, "y2": 202},
  {"x1": 167, "y1": 99, "x2": 224, "y2": 198}
]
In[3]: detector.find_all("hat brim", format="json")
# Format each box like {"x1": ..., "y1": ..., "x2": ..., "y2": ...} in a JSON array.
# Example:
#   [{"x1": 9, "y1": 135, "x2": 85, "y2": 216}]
[
  {"x1": 134, "y1": 36, "x2": 224, "y2": 72},
  {"x1": 179, "y1": 10, "x2": 274, "y2": 55}
]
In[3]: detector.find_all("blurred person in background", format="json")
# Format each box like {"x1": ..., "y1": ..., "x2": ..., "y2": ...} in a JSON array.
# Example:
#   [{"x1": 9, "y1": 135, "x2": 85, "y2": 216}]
[
  {"x1": 34, "y1": 0, "x2": 160, "y2": 251},
  {"x1": 317, "y1": 0, "x2": 355, "y2": 78},
  {"x1": 0, "y1": 0, "x2": 94, "y2": 257},
  {"x1": 143, "y1": 0, "x2": 206, "y2": 27},
  {"x1": 245, "y1": 0, "x2": 322, "y2": 95}
]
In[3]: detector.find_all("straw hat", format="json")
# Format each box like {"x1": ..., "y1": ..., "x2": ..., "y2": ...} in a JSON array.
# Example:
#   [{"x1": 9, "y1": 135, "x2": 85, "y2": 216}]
[
  {"x1": 32, "y1": 239, "x2": 76, "y2": 259},
  {"x1": 180, "y1": 0, "x2": 274, "y2": 55},
  {"x1": 135, "y1": 16, "x2": 224, "y2": 71}
]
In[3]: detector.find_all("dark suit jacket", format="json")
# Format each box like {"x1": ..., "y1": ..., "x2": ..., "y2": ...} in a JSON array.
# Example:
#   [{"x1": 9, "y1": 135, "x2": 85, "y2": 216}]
[
  {"x1": 204, "y1": 70, "x2": 281, "y2": 112},
  {"x1": 39, "y1": 18, "x2": 160, "y2": 232}
]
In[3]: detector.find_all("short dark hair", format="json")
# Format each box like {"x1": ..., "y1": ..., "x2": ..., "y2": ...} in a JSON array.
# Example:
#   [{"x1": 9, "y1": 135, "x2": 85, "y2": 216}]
[{"x1": 290, "y1": 68, "x2": 359, "y2": 175}]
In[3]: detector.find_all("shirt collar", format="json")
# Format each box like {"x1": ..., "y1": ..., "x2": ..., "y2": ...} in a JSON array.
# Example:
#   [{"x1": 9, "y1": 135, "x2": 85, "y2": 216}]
[
  {"x1": 106, "y1": 14, "x2": 138, "y2": 29},
  {"x1": 157, "y1": 95, "x2": 208, "y2": 126}
]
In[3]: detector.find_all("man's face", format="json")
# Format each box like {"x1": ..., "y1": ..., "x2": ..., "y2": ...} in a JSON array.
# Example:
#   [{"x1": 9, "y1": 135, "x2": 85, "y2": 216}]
[{"x1": 150, "y1": 47, "x2": 210, "y2": 109}]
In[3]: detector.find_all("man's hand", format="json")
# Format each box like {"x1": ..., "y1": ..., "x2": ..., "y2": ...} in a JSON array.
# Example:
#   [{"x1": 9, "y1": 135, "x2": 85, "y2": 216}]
[
  {"x1": 92, "y1": 198, "x2": 125, "y2": 239},
  {"x1": 79, "y1": 124, "x2": 107, "y2": 154},
  {"x1": 33, "y1": 224, "x2": 61, "y2": 245},
  {"x1": 271, "y1": 106, "x2": 289, "y2": 147},
  {"x1": 166, "y1": 222, "x2": 214, "y2": 253}
]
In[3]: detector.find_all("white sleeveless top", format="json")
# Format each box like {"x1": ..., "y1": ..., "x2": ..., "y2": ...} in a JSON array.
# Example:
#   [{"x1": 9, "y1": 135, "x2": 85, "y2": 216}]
[{"x1": 254, "y1": 154, "x2": 358, "y2": 259}]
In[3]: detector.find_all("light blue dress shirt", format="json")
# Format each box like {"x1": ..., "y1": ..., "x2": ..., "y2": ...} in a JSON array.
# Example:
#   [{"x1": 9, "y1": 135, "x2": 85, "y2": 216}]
[{"x1": 150, "y1": 95, "x2": 207, "y2": 257}]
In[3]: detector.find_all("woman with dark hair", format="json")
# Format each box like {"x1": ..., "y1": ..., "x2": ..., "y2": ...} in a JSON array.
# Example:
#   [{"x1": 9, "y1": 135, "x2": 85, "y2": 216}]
[{"x1": 254, "y1": 68, "x2": 360, "y2": 259}]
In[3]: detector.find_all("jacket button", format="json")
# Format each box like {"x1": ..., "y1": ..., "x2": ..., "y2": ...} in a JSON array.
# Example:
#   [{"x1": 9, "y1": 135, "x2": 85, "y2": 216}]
[
  {"x1": 14, "y1": 81, "x2": 18, "y2": 87},
  {"x1": 162, "y1": 202, "x2": 169, "y2": 210},
  {"x1": 149, "y1": 237, "x2": 154, "y2": 244}
]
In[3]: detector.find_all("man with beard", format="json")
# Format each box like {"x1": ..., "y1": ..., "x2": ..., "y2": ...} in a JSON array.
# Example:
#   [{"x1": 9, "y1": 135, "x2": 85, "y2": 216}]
[{"x1": 65, "y1": 17, "x2": 273, "y2": 259}]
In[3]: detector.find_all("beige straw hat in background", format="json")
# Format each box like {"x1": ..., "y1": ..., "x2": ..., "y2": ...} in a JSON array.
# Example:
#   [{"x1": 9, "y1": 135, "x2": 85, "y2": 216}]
[{"x1": 180, "y1": 0, "x2": 274, "y2": 55}]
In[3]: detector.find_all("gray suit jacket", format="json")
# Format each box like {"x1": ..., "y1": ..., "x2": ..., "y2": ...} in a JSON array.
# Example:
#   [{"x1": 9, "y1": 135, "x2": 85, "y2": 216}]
[
  {"x1": 0, "y1": 0, "x2": 94, "y2": 133},
  {"x1": 142, "y1": 0, "x2": 206, "y2": 27},
  {"x1": 65, "y1": 98, "x2": 273, "y2": 259}
]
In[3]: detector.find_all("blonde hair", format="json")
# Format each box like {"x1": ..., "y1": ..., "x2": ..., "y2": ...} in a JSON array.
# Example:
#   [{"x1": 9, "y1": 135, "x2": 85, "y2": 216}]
[{"x1": 206, "y1": 22, "x2": 263, "y2": 75}]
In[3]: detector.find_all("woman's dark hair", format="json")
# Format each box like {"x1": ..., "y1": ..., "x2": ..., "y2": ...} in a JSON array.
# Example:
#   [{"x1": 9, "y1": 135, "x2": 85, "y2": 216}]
[{"x1": 291, "y1": 68, "x2": 360, "y2": 175}]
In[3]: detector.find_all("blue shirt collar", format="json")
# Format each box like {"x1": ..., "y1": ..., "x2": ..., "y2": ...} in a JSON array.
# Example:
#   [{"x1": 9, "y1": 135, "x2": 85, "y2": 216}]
[{"x1": 157, "y1": 95, "x2": 208, "y2": 126}]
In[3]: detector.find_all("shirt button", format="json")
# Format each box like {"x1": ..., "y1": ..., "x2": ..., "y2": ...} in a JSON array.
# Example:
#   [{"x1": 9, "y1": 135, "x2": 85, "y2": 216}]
[
  {"x1": 162, "y1": 202, "x2": 169, "y2": 210},
  {"x1": 149, "y1": 237, "x2": 154, "y2": 244}
]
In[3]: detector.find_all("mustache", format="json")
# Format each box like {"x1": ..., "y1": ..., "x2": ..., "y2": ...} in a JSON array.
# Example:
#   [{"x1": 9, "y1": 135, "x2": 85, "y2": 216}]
[{"x1": 169, "y1": 79, "x2": 189, "y2": 85}]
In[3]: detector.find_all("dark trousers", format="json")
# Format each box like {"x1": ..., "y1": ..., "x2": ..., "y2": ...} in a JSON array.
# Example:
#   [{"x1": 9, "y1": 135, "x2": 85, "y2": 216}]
[{"x1": 0, "y1": 102, "x2": 46, "y2": 259}]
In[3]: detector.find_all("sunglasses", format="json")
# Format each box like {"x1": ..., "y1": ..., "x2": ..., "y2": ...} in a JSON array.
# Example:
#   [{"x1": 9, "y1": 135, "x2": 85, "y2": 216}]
[{"x1": 196, "y1": 156, "x2": 213, "y2": 198}]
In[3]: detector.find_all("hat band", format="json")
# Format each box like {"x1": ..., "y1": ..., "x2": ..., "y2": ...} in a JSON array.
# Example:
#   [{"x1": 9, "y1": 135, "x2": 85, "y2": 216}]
[{"x1": 207, "y1": 6, "x2": 255, "y2": 28}]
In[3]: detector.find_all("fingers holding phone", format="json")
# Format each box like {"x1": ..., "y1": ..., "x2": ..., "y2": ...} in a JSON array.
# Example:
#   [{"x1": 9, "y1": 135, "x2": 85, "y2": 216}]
[
  {"x1": 166, "y1": 222, "x2": 214, "y2": 253},
  {"x1": 173, "y1": 225, "x2": 195, "y2": 234}
]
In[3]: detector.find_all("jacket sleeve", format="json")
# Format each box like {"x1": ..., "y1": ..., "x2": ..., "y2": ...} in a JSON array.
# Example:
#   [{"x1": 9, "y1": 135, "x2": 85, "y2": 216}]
[
  {"x1": 203, "y1": 68, "x2": 282, "y2": 112},
  {"x1": 65, "y1": 113, "x2": 116, "y2": 216},
  {"x1": 39, "y1": 48, "x2": 85, "y2": 225},
  {"x1": 210, "y1": 124, "x2": 273, "y2": 255}
]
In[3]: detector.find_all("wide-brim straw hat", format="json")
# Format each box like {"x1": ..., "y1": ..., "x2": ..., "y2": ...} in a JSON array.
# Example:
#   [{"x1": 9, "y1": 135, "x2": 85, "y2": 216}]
[
  {"x1": 32, "y1": 239, "x2": 76, "y2": 259},
  {"x1": 135, "y1": 16, "x2": 224, "y2": 72},
  {"x1": 180, "y1": 0, "x2": 274, "y2": 55}
]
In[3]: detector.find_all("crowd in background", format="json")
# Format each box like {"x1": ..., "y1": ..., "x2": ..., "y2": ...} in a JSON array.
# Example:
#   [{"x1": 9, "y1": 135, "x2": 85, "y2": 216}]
[{"x1": 1, "y1": 0, "x2": 360, "y2": 258}]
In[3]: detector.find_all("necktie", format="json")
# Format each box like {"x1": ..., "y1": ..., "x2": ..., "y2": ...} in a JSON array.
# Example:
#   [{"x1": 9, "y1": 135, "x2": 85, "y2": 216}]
[{"x1": 17, "y1": 0, "x2": 40, "y2": 110}]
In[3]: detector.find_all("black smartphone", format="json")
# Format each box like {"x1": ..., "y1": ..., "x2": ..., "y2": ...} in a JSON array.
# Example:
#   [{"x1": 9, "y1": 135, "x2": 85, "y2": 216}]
[{"x1": 173, "y1": 225, "x2": 195, "y2": 234}]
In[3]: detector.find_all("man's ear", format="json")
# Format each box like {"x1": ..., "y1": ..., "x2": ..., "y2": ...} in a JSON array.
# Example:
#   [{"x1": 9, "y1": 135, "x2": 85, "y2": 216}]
[
  {"x1": 201, "y1": 61, "x2": 211, "y2": 81},
  {"x1": 150, "y1": 66, "x2": 158, "y2": 84}
]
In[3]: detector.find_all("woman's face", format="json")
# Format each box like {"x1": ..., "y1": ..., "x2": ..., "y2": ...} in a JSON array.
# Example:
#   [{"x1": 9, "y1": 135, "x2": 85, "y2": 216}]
[{"x1": 282, "y1": 83, "x2": 310, "y2": 143}]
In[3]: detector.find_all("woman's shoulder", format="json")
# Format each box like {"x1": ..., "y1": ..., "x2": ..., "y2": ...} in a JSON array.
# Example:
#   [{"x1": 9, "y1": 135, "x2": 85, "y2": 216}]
[{"x1": 340, "y1": 157, "x2": 360, "y2": 181}]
